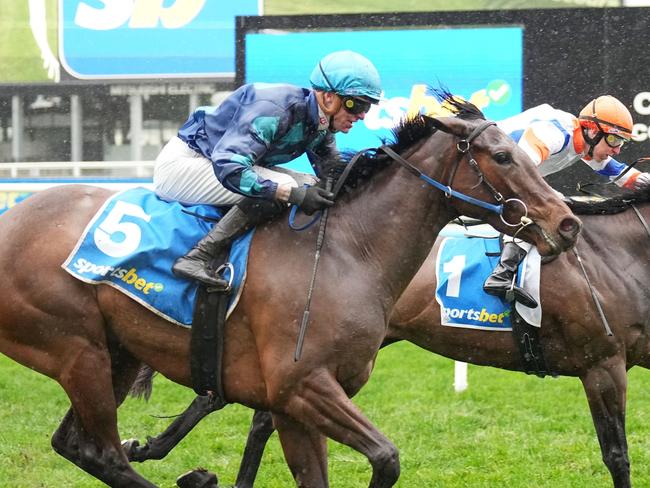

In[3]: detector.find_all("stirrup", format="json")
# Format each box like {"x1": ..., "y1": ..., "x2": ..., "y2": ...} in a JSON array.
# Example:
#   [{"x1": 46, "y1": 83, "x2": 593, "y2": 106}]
[
  {"x1": 206, "y1": 263, "x2": 235, "y2": 293},
  {"x1": 483, "y1": 282, "x2": 538, "y2": 309},
  {"x1": 508, "y1": 285, "x2": 538, "y2": 308}
]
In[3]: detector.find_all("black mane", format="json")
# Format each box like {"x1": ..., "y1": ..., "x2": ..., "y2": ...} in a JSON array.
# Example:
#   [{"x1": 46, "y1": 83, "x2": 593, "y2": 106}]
[
  {"x1": 566, "y1": 188, "x2": 650, "y2": 215},
  {"x1": 319, "y1": 89, "x2": 485, "y2": 195}
]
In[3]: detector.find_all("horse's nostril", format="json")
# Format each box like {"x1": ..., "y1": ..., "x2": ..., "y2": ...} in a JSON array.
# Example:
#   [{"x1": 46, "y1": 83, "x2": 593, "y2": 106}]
[{"x1": 559, "y1": 217, "x2": 581, "y2": 238}]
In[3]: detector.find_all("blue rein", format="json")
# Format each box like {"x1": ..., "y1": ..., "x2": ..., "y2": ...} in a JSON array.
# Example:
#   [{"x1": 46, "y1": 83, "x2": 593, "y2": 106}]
[
  {"x1": 288, "y1": 204, "x2": 322, "y2": 230},
  {"x1": 417, "y1": 171, "x2": 503, "y2": 215},
  {"x1": 378, "y1": 119, "x2": 506, "y2": 216},
  {"x1": 289, "y1": 119, "x2": 515, "y2": 231}
]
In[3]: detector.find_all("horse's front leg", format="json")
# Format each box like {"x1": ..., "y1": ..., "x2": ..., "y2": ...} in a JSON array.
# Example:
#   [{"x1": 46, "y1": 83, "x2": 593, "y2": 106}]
[
  {"x1": 235, "y1": 410, "x2": 275, "y2": 488},
  {"x1": 274, "y1": 412, "x2": 329, "y2": 487},
  {"x1": 274, "y1": 368, "x2": 399, "y2": 488},
  {"x1": 580, "y1": 356, "x2": 630, "y2": 488}
]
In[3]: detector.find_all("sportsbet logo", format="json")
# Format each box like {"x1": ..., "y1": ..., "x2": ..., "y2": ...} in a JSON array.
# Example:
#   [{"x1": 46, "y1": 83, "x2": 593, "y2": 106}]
[
  {"x1": 443, "y1": 306, "x2": 510, "y2": 324},
  {"x1": 73, "y1": 258, "x2": 164, "y2": 295}
]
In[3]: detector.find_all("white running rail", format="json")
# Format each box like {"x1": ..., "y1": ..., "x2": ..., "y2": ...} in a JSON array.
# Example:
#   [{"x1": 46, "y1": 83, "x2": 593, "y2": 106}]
[{"x1": 0, "y1": 161, "x2": 155, "y2": 179}]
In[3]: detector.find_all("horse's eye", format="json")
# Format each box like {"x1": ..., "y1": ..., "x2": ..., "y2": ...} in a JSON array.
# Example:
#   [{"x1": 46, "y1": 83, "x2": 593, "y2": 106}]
[{"x1": 493, "y1": 152, "x2": 512, "y2": 165}]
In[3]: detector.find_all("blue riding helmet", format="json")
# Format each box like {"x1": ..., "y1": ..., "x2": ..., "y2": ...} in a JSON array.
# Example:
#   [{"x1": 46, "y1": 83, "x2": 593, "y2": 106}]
[{"x1": 309, "y1": 50, "x2": 383, "y2": 103}]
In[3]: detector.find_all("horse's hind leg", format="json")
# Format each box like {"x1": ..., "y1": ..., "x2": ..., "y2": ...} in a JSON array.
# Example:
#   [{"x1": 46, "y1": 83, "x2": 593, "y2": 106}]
[
  {"x1": 580, "y1": 356, "x2": 630, "y2": 488},
  {"x1": 275, "y1": 370, "x2": 399, "y2": 488},
  {"x1": 51, "y1": 342, "x2": 156, "y2": 487},
  {"x1": 125, "y1": 393, "x2": 227, "y2": 462}
]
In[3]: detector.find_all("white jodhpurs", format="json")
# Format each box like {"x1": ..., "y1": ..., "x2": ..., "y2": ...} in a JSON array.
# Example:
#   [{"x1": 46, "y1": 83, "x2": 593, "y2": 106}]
[{"x1": 153, "y1": 136, "x2": 318, "y2": 206}]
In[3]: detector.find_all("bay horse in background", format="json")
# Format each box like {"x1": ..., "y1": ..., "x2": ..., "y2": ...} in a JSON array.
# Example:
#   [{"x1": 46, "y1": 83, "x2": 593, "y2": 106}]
[
  {"x1": 0, "y1": 95, "x2": 579, "y2": 487},
  {"x1": 128, "y1": 192, "x2": 649, "y2": 488}
]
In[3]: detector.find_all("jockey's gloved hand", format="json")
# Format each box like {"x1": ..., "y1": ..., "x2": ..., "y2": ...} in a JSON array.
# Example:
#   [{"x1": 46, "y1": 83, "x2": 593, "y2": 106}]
[
  {"x1": 633, "y1": 172, "x2": 650, "y2": 190},
  {"x1": 288, "y1": 186, "x2": 335, "y2": 215}
]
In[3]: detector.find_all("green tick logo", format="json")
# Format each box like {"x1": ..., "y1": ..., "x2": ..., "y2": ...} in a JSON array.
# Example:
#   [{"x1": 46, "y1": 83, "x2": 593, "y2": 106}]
[{"x1": 487, "y1": 80, "x2": 512, "y2": 105}]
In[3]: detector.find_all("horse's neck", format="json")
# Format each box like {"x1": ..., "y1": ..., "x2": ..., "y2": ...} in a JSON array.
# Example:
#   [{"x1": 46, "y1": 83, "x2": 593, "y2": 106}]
[
  {"x1": 331, "y1": 154, "x2": 454, "y2": 301},
  {"x1": 573, "y1": 206, "x2": 650, "y2": 343}
]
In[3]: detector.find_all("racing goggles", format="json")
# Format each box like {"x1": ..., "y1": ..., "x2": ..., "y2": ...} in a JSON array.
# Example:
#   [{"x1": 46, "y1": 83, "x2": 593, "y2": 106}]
[
  {"x1": 602, "y1": 132, "x2": 629, "y2": 148},
  {"x1": 340, "y1": 96, "x2": 372, "y2": 115}
]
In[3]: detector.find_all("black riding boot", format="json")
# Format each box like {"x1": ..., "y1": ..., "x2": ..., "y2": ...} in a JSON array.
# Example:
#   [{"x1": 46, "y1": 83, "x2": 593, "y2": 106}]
[
  {"x1": 483, "y1": 241, "x2": 538, "y2": 308},
  {"x1": 172, "y1": 206, "x2": 248, "y2": 289},
  {"x1": 172, "y1": 199, "x2": 285, "y2": 289}
]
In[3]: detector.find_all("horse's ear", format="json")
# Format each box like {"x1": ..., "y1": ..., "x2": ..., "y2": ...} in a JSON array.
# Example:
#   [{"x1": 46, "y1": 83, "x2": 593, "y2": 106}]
[{"x1": 427, "y1": 115, "x2": 463, "y2": 137}]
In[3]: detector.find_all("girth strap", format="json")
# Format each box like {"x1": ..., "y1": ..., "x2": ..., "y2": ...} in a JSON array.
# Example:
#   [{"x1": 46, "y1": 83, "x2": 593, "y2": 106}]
[
  {"x1": 511, "y1": 307, "x2": 552, "y2": 378},
  {"x1": 190, "y1": 284, "x2": 229, "y2": 398},
  {"x1": 190, "y1": 248, "x2": 232, "y2": 399}
]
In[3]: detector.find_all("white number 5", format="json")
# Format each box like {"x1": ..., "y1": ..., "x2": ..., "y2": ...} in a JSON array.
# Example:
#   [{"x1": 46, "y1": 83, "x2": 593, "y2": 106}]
[{"x1": 94, "y1": 200, "x2": 151, "y2": 258}]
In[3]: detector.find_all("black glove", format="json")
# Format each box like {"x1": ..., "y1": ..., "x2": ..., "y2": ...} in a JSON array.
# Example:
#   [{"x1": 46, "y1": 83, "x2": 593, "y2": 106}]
[{"x1": 288, "y1": 186, "x2": 335, "y2": 216}]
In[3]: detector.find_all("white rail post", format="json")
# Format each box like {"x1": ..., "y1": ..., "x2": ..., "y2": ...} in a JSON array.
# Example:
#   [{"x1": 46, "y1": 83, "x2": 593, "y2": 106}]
[{"x1": 454, "y1": 361, "x2": 468, "y2": 392}]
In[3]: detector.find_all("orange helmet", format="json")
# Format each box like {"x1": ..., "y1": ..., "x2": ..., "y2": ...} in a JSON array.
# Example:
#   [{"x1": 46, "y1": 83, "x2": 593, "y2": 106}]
[{"x1": 578, "y1": 95, "x2": 633, "y2": 139}]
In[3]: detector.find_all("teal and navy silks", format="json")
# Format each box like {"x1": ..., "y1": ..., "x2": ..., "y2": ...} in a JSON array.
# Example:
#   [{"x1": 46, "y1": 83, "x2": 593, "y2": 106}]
[
  {"x1": 435, "y1": 235, "x2": 540, "y2": 331},
  {"x1": 62, "y1": 187, "x2": 253, "y2": 327},
  {"x1": 178, "y1": 83, "x2": 335, "y2": 199}
]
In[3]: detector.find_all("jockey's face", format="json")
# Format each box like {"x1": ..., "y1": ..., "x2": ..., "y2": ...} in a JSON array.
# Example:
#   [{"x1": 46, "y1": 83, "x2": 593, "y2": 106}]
[
  {"x1": 329, "y1": 95, "x2": 368, "y2": 133},
  {"x1": 590, "y1": 130, "x2": 623, "y2": 162}
]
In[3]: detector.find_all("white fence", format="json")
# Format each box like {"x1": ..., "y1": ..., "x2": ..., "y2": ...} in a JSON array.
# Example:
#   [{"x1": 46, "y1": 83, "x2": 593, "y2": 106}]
[
  {"x1": 0, "y1": 161, "x2": 155, "y2": 178},
  {"x1": 0, "y1": 161, "x2": 155, "y2": 193}
]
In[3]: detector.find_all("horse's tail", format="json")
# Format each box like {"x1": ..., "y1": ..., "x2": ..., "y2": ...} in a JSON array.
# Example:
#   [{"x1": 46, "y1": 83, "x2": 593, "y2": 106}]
[{"x1": 129, "y1": 364, "x2": 156, "y2": 400}]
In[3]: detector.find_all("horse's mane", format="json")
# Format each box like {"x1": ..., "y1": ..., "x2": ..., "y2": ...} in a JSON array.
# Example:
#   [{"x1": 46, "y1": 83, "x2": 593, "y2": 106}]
[
  {"x1": 319, "y1": 88, "x2": 485, "y2": 195},
  {"x1": 566, "y1": 188, "x2": 650, "y2": 215}
]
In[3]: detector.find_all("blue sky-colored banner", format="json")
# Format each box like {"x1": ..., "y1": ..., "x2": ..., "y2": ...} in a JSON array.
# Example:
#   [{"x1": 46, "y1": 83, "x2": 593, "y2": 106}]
[{"x1": 245, "y1": 26, "x2": 523, "y2": 172}]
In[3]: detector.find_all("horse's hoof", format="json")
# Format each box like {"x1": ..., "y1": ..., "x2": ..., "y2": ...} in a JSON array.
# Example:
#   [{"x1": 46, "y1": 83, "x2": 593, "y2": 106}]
[
  {"x1": 121, "y1": 438, "x2": 140, "y2": 459},
  {"x1": 177, "y1": 468, "x2": 219, "y2": 488}
]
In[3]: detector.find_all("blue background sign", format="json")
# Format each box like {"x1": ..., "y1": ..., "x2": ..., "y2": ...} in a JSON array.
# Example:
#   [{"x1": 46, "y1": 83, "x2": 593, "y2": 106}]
[
  {"x1": 245, "y1": 26, "x2": 523, "y2": 172},
  {"x1": 60, "y1": 0, "x2": 260, "y2": 79}
]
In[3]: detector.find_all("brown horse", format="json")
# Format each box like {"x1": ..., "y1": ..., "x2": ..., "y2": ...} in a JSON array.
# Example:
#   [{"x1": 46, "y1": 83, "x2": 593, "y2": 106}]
[
  {"x1": 0, "y1": 99, "x2": 579, "y2": 487},
  {"x1": 128, "y1": 193, "x2": 649, "y2": 488}
]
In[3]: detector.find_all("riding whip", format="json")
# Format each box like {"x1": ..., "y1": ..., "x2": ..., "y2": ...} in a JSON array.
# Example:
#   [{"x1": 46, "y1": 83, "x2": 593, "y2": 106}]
[
  {"x1": 572, "y1": 246, "x2": 613, "y2": 336},
  {"x1": 294, "y1": 177, "x2": 332, "y2": 361}
]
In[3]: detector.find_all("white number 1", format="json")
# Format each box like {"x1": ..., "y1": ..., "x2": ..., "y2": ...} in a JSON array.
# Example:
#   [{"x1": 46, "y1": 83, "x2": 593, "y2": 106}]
[{"x1": 443, "y1": 254, "x2": 466, "y2": 297}]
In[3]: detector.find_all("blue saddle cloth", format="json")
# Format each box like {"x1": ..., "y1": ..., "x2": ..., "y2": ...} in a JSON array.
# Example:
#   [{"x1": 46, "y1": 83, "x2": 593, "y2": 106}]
[
  {"x1": 435, "y1": 235, "x2": 525, "y2": 331},
  {"x1": 62, "y1": 187, "x2": 253, "y2": 327}
]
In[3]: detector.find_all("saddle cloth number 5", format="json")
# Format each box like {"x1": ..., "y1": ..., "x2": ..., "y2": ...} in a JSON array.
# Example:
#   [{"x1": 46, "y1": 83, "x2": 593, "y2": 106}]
[{"x1": 93, "y1": 200, "x2": 151, "y2": 258}]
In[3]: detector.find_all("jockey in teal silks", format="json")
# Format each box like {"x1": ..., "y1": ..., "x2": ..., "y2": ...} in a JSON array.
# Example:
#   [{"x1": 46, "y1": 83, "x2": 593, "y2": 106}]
[{"x1": 153, "y1": 50, "x2": 383, "y2": 289}]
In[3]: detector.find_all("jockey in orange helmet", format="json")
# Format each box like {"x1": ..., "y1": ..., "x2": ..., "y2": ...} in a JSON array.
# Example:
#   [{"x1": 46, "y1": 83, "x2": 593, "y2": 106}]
[
  {"x1": 578, "y1": 95, "x2": 634, "y2": 159},
  {"x1": 484, "y1": 95, "x2": 650, "y2": 308}
]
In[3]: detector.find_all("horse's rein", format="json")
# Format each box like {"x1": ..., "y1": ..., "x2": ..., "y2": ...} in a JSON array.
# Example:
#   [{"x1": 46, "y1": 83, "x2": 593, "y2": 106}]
[
  {"x1": 631, "y1": 204, "x2": 650, "y2": 238},
  {"x1": 378, "y1": 120, "x2": 530, "y2": 230}
]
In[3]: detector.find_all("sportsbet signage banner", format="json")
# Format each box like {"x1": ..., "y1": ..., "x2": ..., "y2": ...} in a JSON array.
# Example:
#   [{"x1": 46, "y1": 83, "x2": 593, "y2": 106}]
[
  {"x1": 1, "y1": 1, "x2": 260, "y2": 83},
  {"x1": 60, "y1": 0, "x2": 260, "y2": 79}
]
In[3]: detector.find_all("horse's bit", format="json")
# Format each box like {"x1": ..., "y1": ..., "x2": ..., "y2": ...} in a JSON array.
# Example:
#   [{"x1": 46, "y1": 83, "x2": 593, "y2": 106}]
[{"x1": 379, "y1": 120, "x2": 530, "y2": 230}]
